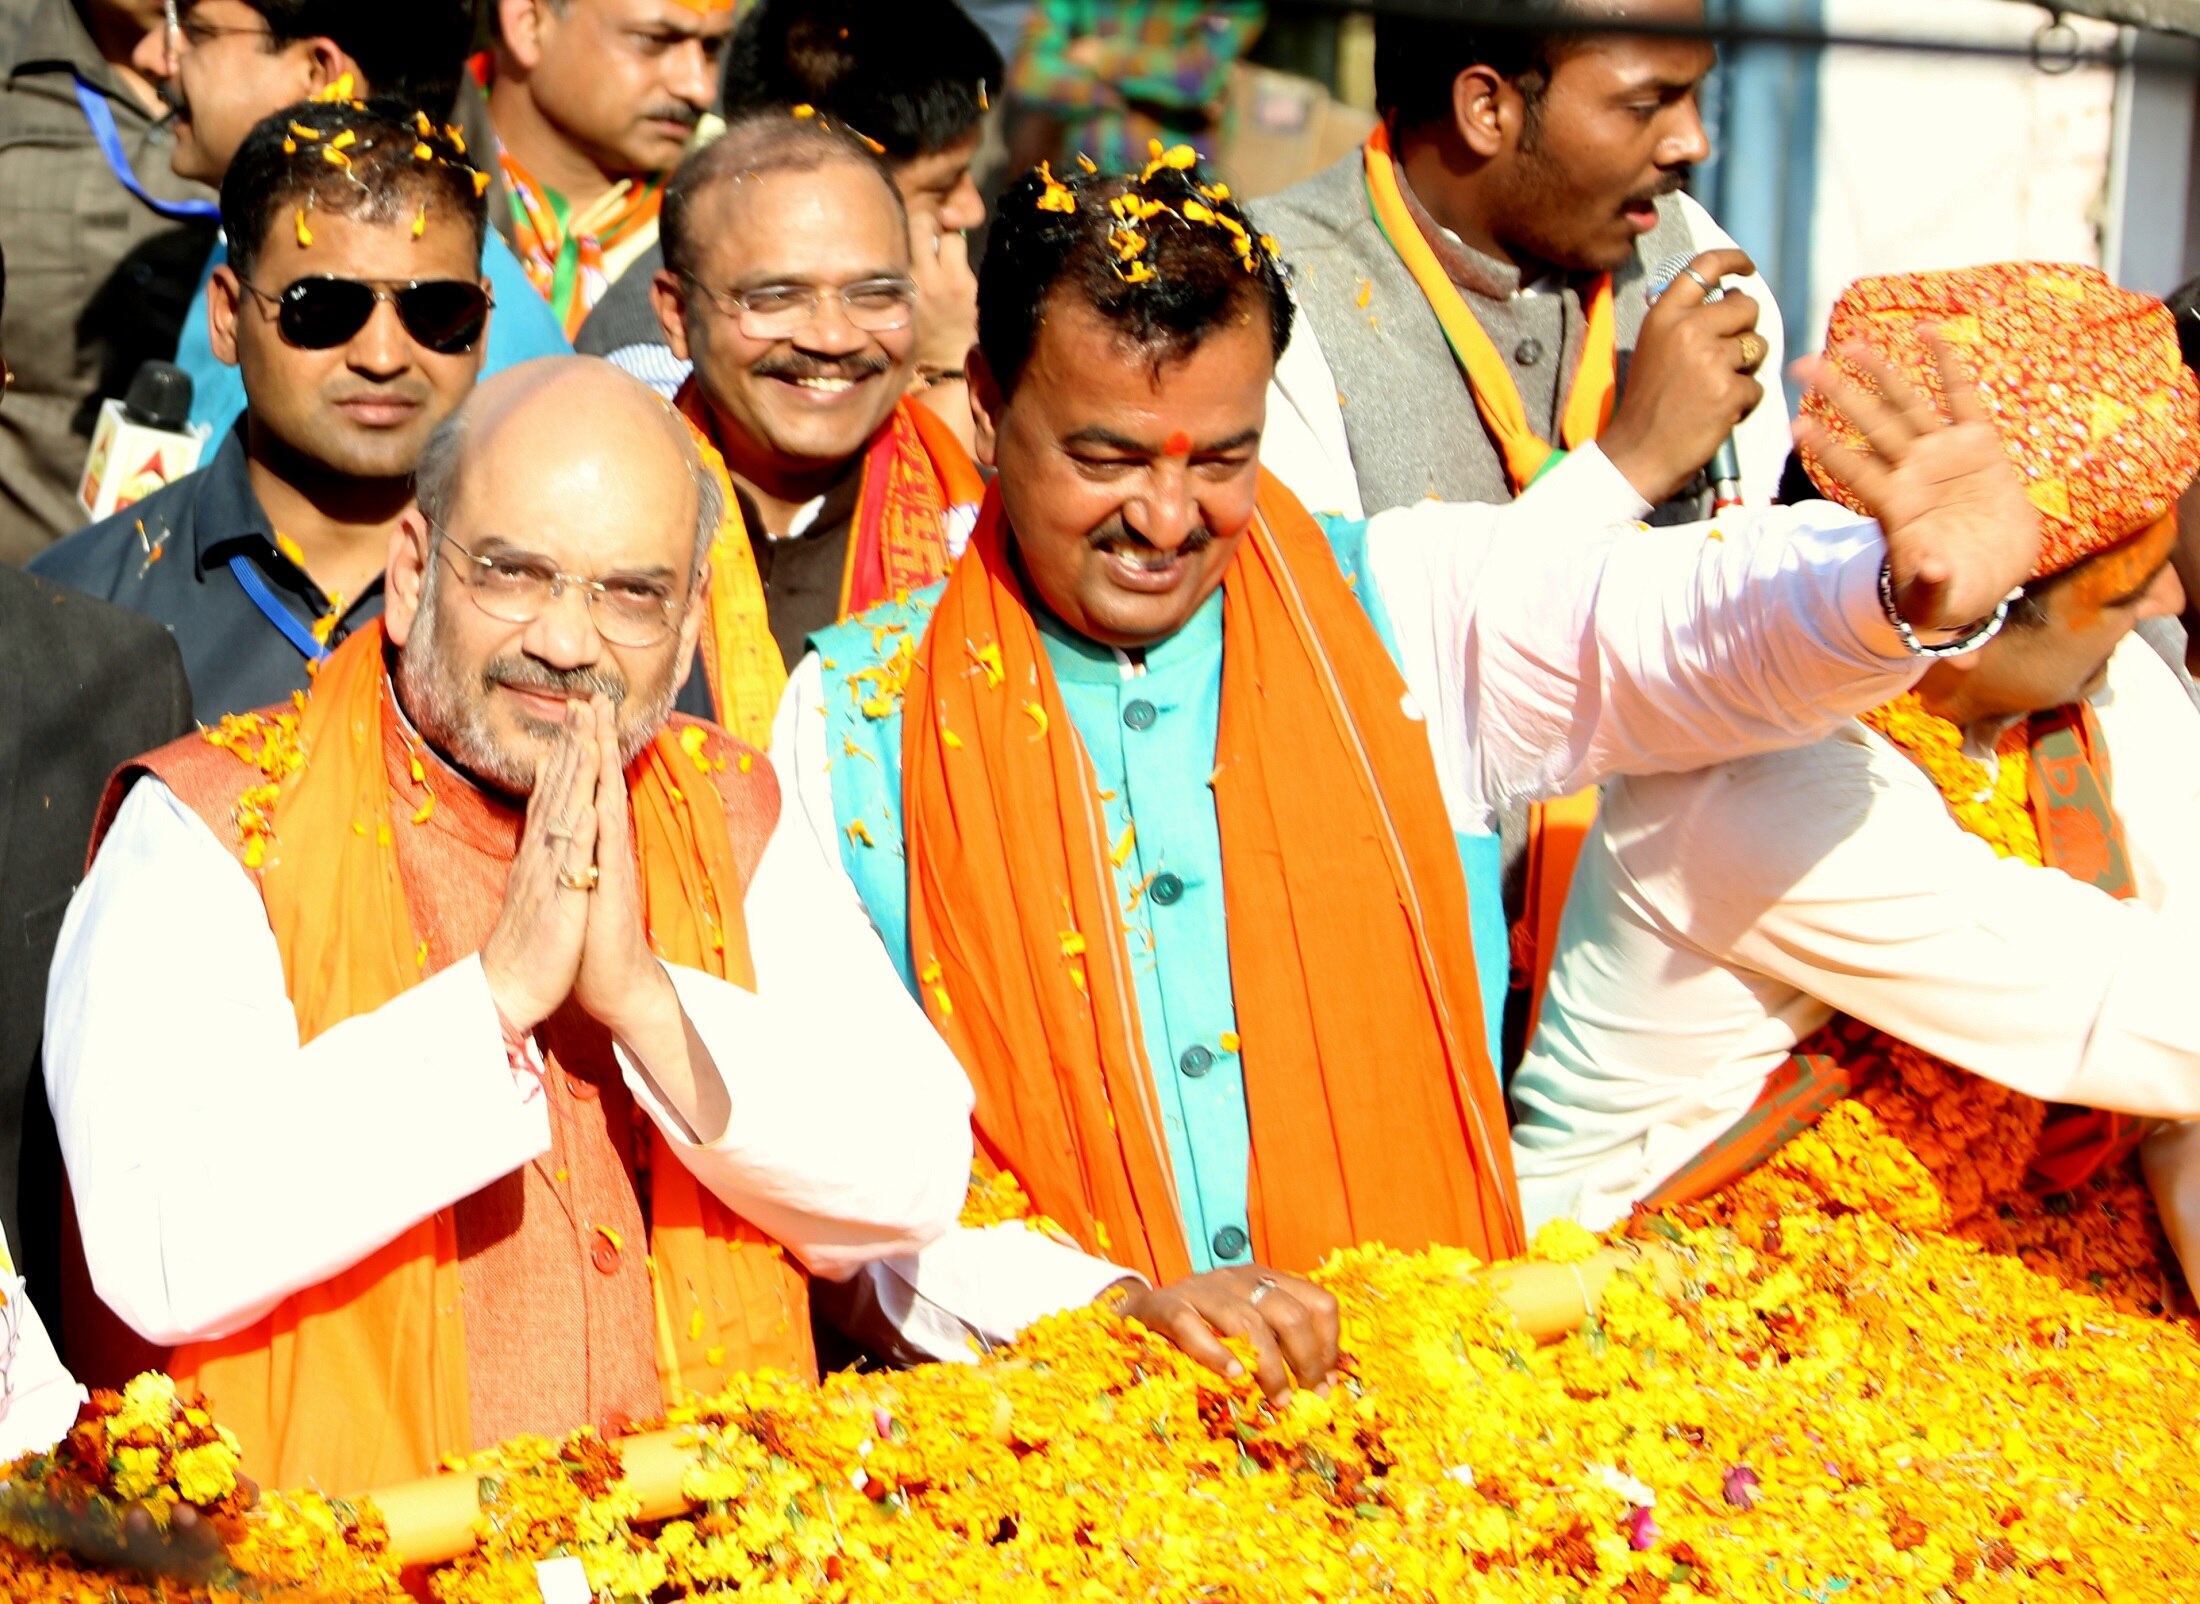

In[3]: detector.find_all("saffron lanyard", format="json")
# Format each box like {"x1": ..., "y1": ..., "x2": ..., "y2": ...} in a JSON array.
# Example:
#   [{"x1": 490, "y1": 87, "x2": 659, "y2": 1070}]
[
  {"x1": 228, "y1": 554, "x2": 331, "y2": 662},
  {"x1": 71, "y1": 78, "x2": 220, "y2": 222},
  {"x1": 1360, "y1": 124, "x2": 1614, "y2": 492}
]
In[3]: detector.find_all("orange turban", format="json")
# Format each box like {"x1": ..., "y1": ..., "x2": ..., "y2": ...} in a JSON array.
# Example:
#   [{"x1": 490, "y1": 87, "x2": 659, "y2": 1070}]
[{"x1": 1801, "y1": 263, "x2": 2200, "y2": 580}]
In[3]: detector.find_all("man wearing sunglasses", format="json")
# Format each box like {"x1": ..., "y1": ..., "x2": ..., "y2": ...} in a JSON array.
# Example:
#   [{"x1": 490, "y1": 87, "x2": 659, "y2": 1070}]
[
  {"x1": 32, "y1": 101, "x2": 491, "y2": 725},
  {"x1": 137, "y1": 0, "x2": 573, "y2": 444},
  {"x1": 645, "y1": 111, "x2": 983, "y2": 745}
]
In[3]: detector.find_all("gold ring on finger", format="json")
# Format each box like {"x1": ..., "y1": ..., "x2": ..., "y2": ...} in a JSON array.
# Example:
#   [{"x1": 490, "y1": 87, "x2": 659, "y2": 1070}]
[
  {"x1": 1737, "y1": 332, "x2": 1769, "y2": 373},
  {"x1": 557, "y1": 863, "x2": 601, "y2": 893}
]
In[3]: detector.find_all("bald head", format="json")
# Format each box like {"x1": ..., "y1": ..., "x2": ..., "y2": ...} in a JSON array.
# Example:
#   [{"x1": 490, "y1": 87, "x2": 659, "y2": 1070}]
[
  {"x1": 387, "y1": 355, "x2": 721, "y2": 797},
  {"x1": 416, "y1": 355, "x2": 723, "y2": 573}
]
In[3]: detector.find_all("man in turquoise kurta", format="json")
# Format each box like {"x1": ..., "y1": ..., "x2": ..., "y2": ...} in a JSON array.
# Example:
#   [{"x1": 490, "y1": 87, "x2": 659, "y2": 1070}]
[{"x1": 767, "y1": 151, "x2": 2044, "y2": 1387}]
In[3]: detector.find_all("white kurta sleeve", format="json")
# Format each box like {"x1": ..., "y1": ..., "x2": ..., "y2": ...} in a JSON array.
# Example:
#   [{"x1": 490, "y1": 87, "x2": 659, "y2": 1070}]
[
  {"x1": 43, "y1": 781, "x2": 553, "y2": 1347},
  {"x1": 1629, "y1": 651, "x2": 2200, "y2": 1119},
  {"x1": 770, "y1": 651, "x2": 847, "y2": 889},
  {"x1": 1363, "y1": 464, "x2": 1921, "y2": 831},
  {"x1": 0, "y1": 1233, "x2": 85, "y2": 1461},
  {"x1": 1262, "y1": 310, "x2": 1365, "y2": 520},
  {"x1": 616, "y1": 749, "x2": 976, "y2": 1281},
  {"x1": 821, "y1": 1225, "x2": 1137, "y2": 1365}
]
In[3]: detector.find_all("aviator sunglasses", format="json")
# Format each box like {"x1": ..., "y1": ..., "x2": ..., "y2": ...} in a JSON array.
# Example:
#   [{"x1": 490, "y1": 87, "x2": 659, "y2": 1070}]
[{"x1": 241, "y1": 276, "x2": 493, "y2": 355}]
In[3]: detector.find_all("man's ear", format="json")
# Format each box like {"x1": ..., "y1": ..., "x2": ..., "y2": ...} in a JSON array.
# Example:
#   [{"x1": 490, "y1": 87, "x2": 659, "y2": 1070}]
[
  {"x1": 207, "y1": 263, "x2": 246, "y2": 368},
  {"x1": 298, "y1": 37, "x2": 364, "y2": 97},
  {"x1": 1450, "y1": 64, "x2": 1512, "y2": 161},
  {"x1": 497, "y1": 0, "x2": 552, "y2": 70},
  {"x1": 382, "y1": 510, "x2": 435, "y2": 649},
  {"x1": 653, "y1": 270, "x2": 695, "y2": 363},
  {"x1": 967, "y1": 345, "x2": 1005, "y2": 470}
]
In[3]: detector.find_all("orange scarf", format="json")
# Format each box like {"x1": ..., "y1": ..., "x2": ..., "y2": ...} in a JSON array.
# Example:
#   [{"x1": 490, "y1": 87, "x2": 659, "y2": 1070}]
[
  {"x1": 677, "y1": 382, "x2": 981, "y2": 744},
  {"x1": 901, "y1": 477, "x2": 1522, "y2": 1285},
  {"x1": 1648, "y1": 702, "x2": 2149, "y2": 1211},
  {"x1": 117, "y1": 624, "x2": 807, "y2": 1493},
  {"x1": 1362, "y1": 121, "x2": 1617, "y2": 493}
]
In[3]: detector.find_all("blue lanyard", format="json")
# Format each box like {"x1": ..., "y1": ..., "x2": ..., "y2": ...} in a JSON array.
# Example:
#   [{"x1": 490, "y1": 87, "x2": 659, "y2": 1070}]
[
  {"x1": 228, "y1": 554, "x2": 331, "y2": 662},
  {"x1": 72, "y1": 77, "x2": 220, "y2": 222}
]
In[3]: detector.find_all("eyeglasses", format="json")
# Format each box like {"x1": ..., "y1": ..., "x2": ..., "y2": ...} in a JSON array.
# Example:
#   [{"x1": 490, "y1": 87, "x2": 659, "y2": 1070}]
[
  {"x1": 163, "y1": 0, "x2": 274, "y2": 55},
  {"x1": 434, "y1": 530, "x2": 685, "y2": 648},
  {"x1": 684, "y1": 274, "x2": 917, "y2": 340},
  {"x1": 240, "y1": 277, "x2": 493, "y2": 355}
]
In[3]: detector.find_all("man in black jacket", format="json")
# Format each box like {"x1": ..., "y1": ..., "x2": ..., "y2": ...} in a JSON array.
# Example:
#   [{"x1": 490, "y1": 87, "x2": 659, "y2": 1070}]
[{"x1": 0, "y1": 240, "x2": 193, "y2": 1329}]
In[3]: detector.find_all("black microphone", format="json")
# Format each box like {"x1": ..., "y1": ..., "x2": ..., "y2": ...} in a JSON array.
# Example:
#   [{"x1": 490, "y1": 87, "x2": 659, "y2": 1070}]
[
  {"x1": 78, "y1": 361, "x2": 204, "y2": 520},
  {"x1": 1645, "y1": 251, "x2": 1746, "y2": 511}
]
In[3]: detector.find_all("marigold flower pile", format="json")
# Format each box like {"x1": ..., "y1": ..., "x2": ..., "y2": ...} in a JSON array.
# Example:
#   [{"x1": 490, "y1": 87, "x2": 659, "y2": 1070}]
[
  {"x1": 0, "y1": 1371, "x2": 404, "y2": 1601},
  {"x1": 6, "y1": 1108, "x2": 2195, "y2": 1602}
]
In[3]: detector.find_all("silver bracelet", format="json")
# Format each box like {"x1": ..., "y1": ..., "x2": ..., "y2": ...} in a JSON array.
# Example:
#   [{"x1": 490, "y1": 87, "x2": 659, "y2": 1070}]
[{"x1": 1878, "y1": 559, "x2": 2016, "y2": 659}]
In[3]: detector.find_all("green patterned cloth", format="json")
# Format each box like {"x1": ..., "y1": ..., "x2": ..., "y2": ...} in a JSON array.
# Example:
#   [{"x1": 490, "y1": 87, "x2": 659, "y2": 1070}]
[{"x1": 1010, "y1": 1, "x2": 1263, "y2": 173}]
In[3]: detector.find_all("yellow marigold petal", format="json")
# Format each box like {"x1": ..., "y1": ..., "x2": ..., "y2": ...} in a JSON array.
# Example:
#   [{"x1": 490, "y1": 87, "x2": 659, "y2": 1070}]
[
  {"x1": 295, "y1": 209, "x2": 313, "y2": 247},
  {"x1": 1111, "y1": 821, "x2": 1136, "y2": 868},
  {"x1": 847, "y1": 818, "x2": 875, "y2": 848},
  {"x1": 1023, "y1": 701, "x2": 1049, "y2": 738},
  {"x1": 1219, "y1": 1030, "x2": 1241, "y2": 1053}
]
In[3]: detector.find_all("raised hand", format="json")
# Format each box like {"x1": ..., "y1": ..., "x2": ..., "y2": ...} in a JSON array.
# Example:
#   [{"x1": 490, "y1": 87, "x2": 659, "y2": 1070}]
[
  {"x1": 908, "y1": 219, "x2": 980, "y2": 381},
  {"x1": 1599, "y1": 247, "x2": 1768, "y2": 505},
  {"x1": 1795, "y1": 335, "x2": 2041, "y2": 636},
  {"x1": 480, "y1": 706, "x2": 600, "y2": 1033},
  {"x1": 1112, "y1": 1264, "x2": 1342, "y2": 1403}
]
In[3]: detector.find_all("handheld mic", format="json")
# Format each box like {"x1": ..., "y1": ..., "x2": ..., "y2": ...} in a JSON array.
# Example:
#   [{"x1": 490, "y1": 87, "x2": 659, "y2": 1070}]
[
  {"x1": 1645, "y1": 251, "x2": 1747, "y2": 511},
  {"x1": 77, "y1": 361, "x2": 207, "y2": 521}
]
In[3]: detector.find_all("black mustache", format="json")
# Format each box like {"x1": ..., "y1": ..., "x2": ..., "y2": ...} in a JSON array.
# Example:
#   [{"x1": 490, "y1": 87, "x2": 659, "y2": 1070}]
[
  {"x1": 1086, "y1": 518, "x2": 1218, "y2": 556},
  {"x1": 753, "y1": 355, "x2": 893, "y2": 381},
  {"x1": 485, "y1": 658, "x2": 627, "y2": 705},
  {"x1": 640, "y1": 101, "x2": 703, "y2": 129},
  {"x1": 1631, "y1": 169, "x2": 1692, "y2": 207}
]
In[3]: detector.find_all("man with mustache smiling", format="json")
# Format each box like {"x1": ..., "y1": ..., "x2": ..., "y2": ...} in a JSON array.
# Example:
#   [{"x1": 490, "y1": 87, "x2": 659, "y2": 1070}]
[
  {"x1": 32, "y1": 101, "x2": 491, "y2": 724},
  {"x1": 648, "y1": 111, "x2": 982, "y2": 743},
  {"x1": 776, "y1": 155, "x2": 2042, "y2": 1393}
]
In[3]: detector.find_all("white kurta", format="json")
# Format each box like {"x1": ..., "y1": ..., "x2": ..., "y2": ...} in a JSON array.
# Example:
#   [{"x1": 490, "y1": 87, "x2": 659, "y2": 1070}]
[
  {"x1": 777, "y1": 451, "x2": 1938, "y2": 1357},
  {"x1": 0, "y1": 1230, "x2": 84, "y2": 1461},
  {"x1": 44, "y1": 769, "x2": 978, "y2": 1349},
  {"x1": 1512, "y1": 634, "x2": 2200, "y2": 1232},
  {"x1": 1260, "y1": 193, "x2": 1793, "y2": 523}
]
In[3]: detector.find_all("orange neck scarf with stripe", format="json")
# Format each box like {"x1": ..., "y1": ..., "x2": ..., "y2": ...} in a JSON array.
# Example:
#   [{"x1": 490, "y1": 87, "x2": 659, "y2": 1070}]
[
  {"x1": 1363, "y1": 121, "x2": 1617, "y2": 493},
  {"x1": 111, "y1": 624, "x2": 807, "y2": 1493},
  {"x1": 900, "y1": 478, "x2": 1523, "y2": 1285},
  {"x1": 677, "y1": 381, "x2": 982, "y2": 744},
  {"x1": 1648, "y1": 701, "x2": 2149, "y2": 1213}
]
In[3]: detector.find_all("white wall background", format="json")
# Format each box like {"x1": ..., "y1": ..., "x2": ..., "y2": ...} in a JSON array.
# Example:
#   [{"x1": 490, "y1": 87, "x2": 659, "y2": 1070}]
[{"x1": 1804, "y1": 1, "x2": 2120, "y2": 349}]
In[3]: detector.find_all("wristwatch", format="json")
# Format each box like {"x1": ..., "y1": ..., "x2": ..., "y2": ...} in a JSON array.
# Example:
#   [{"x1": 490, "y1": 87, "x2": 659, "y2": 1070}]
[{"x1": 1878, "y1": 559, "x2": 2018, "y2": 658}]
